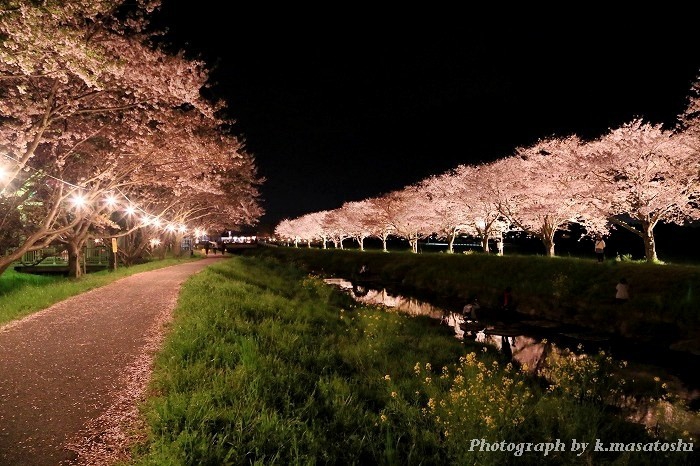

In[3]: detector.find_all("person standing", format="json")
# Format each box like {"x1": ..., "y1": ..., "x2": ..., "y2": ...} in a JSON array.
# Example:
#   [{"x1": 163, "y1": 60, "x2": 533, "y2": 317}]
[{"x1": 594, "y1": 236, "x2": 606, "y2": 263}]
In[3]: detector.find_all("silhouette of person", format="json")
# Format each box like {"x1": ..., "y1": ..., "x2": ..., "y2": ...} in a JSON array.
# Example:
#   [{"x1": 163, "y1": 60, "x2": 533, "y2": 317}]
[{"x1": 615, "y1": 277, "x2": 630, "y2": 303}]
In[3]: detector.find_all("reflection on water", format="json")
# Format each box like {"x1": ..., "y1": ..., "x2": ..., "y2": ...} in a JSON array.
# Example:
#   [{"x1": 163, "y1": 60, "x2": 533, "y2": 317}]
[
  {"x1": 324, "y1": 277, "x2": 700, "y2": 434},
  {"x1": 325, "y1": 278, "x2": 549, "y2": 372}
]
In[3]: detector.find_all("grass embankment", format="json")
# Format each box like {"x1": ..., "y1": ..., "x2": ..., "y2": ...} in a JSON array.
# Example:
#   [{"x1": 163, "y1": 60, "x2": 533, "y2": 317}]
[
  {"x1": 128, "y1": 255, "x2": 695, "y2": 465},
  {"x1": 256, "y1": 247, "x2": 700, "y2": 343},
  {"x1": 0, "y1": 255, "x2": 201, "y2": 326}
]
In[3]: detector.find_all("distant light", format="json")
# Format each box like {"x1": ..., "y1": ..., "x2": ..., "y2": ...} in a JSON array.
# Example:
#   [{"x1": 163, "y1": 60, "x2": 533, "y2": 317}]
[
  {"x1": 152, "y1": 218, "x2": 162, "y2": 227},
  {"x1": 149, "y1": 238, "x2": 161, "y2": 247},
  {"x1": 166, "y1": 224, "x2": 175, "y2": 232},
  {"x1": 140, "y1": 215, "x2": 151, "y2": 225},
  {"x1": 178, "y1": 225, "x2": 186, "y2": 233},
  {"x1": 125, "y1": 205, "x2": 136, "y2": 215}
]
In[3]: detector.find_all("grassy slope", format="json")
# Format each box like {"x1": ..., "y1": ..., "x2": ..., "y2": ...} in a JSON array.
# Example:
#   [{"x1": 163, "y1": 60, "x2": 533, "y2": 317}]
[
  {"x1": 129, "y1": 255, "x2": 695, "y2": 465},
  {"x1": 255, "y1": 247, "x2": 700, "y2": 342}
]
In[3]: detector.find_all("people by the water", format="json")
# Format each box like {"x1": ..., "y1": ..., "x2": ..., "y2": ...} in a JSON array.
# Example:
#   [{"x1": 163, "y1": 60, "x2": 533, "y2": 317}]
[
  {"x1": 615, "y1": 277, "x2": 630, "y2": 303},
  {"x1": 462, "y1": 297, "x2": 480, "y2": 320}
]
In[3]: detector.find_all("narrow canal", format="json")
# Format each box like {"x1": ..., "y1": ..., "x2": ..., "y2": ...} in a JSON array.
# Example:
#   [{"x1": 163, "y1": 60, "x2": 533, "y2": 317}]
[{"x1": 324, "y1": 277, "x2": 700, "y2": 436}]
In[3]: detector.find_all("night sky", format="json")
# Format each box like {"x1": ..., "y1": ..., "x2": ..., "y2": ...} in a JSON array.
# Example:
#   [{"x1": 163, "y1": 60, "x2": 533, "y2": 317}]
[{"x1": 151, "y1": 5, "x2": 700, "y2": 232}]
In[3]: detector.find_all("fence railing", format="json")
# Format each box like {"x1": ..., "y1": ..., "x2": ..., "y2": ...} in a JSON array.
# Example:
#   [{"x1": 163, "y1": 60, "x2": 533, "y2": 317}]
[{"x1": 17, "y1": 246, "x2": 109, "y2": 266}]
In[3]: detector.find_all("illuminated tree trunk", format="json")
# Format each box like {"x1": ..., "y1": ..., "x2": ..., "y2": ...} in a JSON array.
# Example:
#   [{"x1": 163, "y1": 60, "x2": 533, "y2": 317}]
[
  {"x1": 67, "y1": 239, "x2": 84, "y2": 278},
  {"x1": 358, "y1": 236, "x2": 365, "y2": 251},
  {"x1": 540, "y1": 220, "x2": 556, "y2": 257},
  {"x1": 381, "y1": 232, "x2": 389, "y2": 252},
  {"x1": 409, "y1": 235, "x2": 418, "y2": 253},
  {"x1": 172, "y1": 234, "x2": 184, "y2": 257},
  {"x1": 611, "y1": 217, "x2": 659, "y2": 263},
  {"x1": 448, "y1": 230, "x2": 456, "y2": 254},
  {"x1": 481, "y1": 236, "x2": 490, "y2": 254},
  {"x1": 643, "y1": 225, "x2": 658, "y2": 263}
]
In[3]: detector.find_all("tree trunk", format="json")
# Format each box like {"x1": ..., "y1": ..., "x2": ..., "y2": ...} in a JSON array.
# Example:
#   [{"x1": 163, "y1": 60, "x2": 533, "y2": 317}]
[
  {"x1": 67, "y1": 241, "x2": 82, "y2": 278},
  {"x1": 382, "y1": 235, "x2": 388, "y2": 252},
  {"x1": 339, "y1": 238, "x2": 345, "y2": 250},
  {"x1": 448, "y1": 231, "x2": 456, "y2": 254},
  {"x1": 294, "y1": 238, "x2": 299, "y2": 248},
  {"x1": 481, "y1": 236, "x2": 490, "y2": 254},
  {"x1": 643, "y1": 222, "x2": 658, "y2": 262},
  {"x1": 359, "y1": 237, "x2": 365, "y2": 251},
  {"x1": 322, "y1": 237, "x2": 327, "y2": 249},
  {"x1": 307, "y1": 240, "x2": 311, "y2": 248},
  {"x1": 173, "y1": 234, "x2": 183, "y2": 257},
  {"x1": 542, "y1": 235, "x2": 555, "y2": 257},
  {"x1": 410, "y1": 238, "x2": 418, "y2": 253}
]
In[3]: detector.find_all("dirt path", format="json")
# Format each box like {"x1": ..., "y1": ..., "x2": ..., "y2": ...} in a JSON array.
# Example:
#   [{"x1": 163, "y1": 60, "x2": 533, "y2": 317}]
[{"x1": 0, "y1": 257, "x2": 223, "y2": 466}]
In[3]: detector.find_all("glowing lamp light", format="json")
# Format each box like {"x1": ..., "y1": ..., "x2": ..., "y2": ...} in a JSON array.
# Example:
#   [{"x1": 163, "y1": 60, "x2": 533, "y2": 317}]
[
  {"x1": 70, "y1": 194, "x2": 87, "y2": 208},
  {"x1": 0, "y1": 165, "x2": 7, "y2": 182},
  {"x1": 166, "y1": 224, "x2": 176, "y2": 232},
  {"x1": 178, "y1": 225, "x2": 186, "y2": 233},
  {"x1": 152, "y1": 217, "x2": 162, "y2": 227},
  {"x1": 125, "y1": 205, "x2": 136, "y2": 216},
  {"x1": 104, "y1": 195, "x2": 118, "y2": 207},
  {"x1": 149, "y1": 238, "x2": 162, "y2": 247},
  {"x1": 140, "y1": 215, "x2": 151, "y2": 225}
]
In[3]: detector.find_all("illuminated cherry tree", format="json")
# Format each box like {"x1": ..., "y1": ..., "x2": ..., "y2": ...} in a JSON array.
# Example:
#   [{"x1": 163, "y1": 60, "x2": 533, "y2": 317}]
[
  {"x1": 456, "y1": 163, "x2": 512, "y2": 253},
  {"x1": 363, "y1": 197, "x2": 395, "y2": 252},
  {"x1": 581, "y1": 120, "x2": 700, "y2": 262},
  {"x1": 337, "y1": 201, "x2": 374, "y2": 251},
  {"x1": 322, "y1": 209, "x2": 351, "y2": 249},
  {"x1": 418, "y1": 170, "x2": 470, "y2": 253},
  {"x1": 377, "y1": 186, "x2": 433, "y2": 253},
  {"x1": 491, "y1": 136, "x2": 592, "y2": 257},
  {"x1": 274, "y1": 219, "x2": 300, "y2": 247},
  {"x1": 0, "y1": 1, "x2": 262, "y2": 274}
]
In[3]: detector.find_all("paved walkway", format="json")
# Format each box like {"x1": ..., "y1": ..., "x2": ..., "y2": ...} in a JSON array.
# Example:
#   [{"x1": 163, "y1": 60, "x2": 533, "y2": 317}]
[{"x1": 0, "y1": 257, "x2": 222, "y2": 465}]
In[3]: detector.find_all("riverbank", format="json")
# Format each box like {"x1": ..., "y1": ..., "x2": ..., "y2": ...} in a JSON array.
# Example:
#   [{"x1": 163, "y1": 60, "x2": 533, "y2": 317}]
[
  {"x1": 130, "y1": 255, "x2": 696, "y2": 465},
  {"x1": 254, "y1": 247, "x2": 700, "y2": 354}
]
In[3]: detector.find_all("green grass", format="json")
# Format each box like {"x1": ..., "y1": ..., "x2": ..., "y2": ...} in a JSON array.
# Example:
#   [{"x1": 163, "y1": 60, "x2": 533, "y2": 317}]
[
  {"x1": 128, "y1": 255, "x2": 695, "y2": 465},
  {"x1": 255, "y1": 247, "x2": 700, "y2": 343},
  {"x1": 0, "y1": 256, "x2": 202, "y2": 326}
]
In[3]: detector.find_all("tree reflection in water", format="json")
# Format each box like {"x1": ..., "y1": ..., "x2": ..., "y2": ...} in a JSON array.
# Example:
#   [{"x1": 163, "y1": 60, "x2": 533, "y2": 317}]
[{"x1": 324, "y1": 277, "x2": 700, "y2": 436}]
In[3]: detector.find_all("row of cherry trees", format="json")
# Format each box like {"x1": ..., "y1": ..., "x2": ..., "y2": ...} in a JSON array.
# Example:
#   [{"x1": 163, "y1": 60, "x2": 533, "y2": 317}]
[
  {"x1": 276, "y1": 90, "x2": 700, "y2": 262},
  {"x1": 0, "y1": 0, "x2": 263, "y2": 276}
]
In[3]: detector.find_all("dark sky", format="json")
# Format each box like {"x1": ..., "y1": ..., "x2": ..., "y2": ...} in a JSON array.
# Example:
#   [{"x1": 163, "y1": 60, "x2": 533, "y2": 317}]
[{"x1": 150, "y1": 5, "x2": 700, "y2": 230}]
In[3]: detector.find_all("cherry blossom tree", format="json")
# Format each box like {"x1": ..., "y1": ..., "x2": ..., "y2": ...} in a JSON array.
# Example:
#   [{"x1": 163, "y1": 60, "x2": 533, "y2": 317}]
[
  {"x1": 322, "y1": 209, "x2": 351, "y2": 249},
  {"x1": 275, "y1": 218, "x2": 300, "y2": 247},
  {"x1": 491, "y1": 136, "x2": 593, "y2": 257},
  {"x1": 363, "y1": 197, "x2": 395, "y2": 252},
  {"x1": 337, "y1": 201, "x2": 374, "y2": 251},
  {"x1": 580, "y1": 120, "x2": 700, "y2": 262},
  {"x1": 453, "y1": 163, "x2": 513, "y2": 253},
  {"x1": 0, "y1": 1, "x2": 262, "y2": 275},
  {"x1": 418, "y1": 170, "x2": 470, "y2": 253},
  {"x1": 376, "y1": 186, "x2": 433, "y2": 253}
]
